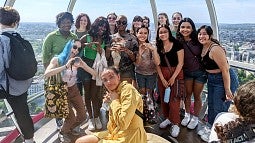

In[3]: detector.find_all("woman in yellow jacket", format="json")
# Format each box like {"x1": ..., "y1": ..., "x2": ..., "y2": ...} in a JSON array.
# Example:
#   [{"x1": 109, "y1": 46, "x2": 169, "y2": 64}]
[{"x1": 76, "y1": 67, "x2": 147, "y2": 143}]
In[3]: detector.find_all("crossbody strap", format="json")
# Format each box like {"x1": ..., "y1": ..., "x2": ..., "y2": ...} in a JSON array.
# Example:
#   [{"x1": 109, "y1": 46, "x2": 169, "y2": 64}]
[
  {"x1": 135, "y1": 109, "x2": 144, "y2": 120},
  {"x1": 164, "y1": 54, "x2": 173, "y2": 75},
  {"x1": 184, "y1": 42, "x2": 197, "y2": 58}
]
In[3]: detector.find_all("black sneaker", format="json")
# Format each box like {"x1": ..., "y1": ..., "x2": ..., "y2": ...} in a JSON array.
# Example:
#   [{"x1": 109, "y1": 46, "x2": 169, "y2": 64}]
[{"x1": 56, "y1": 118, "x2": 63, "y2": 130}]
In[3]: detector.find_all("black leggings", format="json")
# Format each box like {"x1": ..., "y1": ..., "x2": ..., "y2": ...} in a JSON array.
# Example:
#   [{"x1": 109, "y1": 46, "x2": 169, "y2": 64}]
[{"x1": 6, "y1": 92, "x2": 34, "y2": 139}]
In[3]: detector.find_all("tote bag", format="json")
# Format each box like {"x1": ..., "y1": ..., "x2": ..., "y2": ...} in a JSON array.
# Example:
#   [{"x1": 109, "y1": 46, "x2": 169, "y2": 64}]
[{"x1": 44, "y1": 73, "x2": 69, "y2": 118}]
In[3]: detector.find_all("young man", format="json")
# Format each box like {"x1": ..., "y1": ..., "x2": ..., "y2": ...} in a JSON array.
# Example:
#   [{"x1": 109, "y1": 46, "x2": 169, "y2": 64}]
[
  {"x1": 0, "y1": 6, "x2": 35, "y2": 143},
  {"x1": 42, "y1": 11, "x2": 77, "y2": 143}
]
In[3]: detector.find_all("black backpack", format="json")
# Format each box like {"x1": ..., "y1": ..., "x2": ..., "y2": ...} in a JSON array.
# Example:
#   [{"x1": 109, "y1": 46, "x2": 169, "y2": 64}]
[{"x1": 1, "y1": 32, "x2": 37, "y2": 80}]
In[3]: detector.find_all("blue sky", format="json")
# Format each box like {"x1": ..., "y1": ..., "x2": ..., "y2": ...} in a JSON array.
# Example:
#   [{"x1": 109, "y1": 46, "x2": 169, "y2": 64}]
[{"x1": 3, "y1": 0, "x2": 255, "y2": 24}]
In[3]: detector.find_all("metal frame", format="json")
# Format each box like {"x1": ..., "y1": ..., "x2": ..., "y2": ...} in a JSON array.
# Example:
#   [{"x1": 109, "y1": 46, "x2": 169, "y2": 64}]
[
  {"x1": 67, "y1": 0, "x2": 76, "y2": 13},
  {"x1": 3, "y1": 0, "x2": 15, "y2": 7},
  {"x1": 205, "y1": 0, "x2": 219, "y2": 40}
]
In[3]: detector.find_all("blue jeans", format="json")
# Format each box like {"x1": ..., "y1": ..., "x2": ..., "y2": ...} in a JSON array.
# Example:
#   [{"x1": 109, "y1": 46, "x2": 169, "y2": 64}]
[
  {"x1": 136, "y1": 73, "x2": 157, "y2": 90},
  {"x1": 207, "y1": 68, "x2": 239, "y2": 125}
]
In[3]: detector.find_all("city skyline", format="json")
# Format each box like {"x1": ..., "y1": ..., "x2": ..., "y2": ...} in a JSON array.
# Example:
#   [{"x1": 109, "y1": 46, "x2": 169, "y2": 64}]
[{"x1": 5, "y1": 0, "x2": 255, "y2": 24}]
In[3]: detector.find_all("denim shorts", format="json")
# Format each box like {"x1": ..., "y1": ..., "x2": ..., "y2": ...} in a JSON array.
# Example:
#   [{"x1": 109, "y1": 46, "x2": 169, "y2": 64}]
[
  {"x1": 135, "y1": 73, "x2": 157, "y2": 90},
  {"x1": 184, "y1": 69, "x2": 207, "y2": 84},
  {"x1": 207, "y1": 68, "x2": 239, "y2": 125}
]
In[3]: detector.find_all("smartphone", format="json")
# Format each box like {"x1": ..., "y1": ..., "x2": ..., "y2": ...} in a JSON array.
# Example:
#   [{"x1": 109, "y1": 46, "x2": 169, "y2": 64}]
[
  {"x1": 74, "y1": 57, "x2": 80, "y2": 63},
  {"x1": 71, "y1": 57, "x2": 80, "y2": 65}
]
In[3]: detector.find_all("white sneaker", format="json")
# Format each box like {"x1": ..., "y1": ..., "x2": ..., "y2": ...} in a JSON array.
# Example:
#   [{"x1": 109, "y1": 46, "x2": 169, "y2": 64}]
[
  {"x1": 171, "y1": 125, "x2": 180, "y2": 137},
  {"x1": 88, "y1": 119, "x2": 95, "y2": 131},
  {"x1": 201, "y1": 129, "x2": 211, "y2": 142},
  {"x1": 187, "y1": 116, "x2": 198, "y2": 129},
  {"x1": 95, "y1": 117, "x2": 102, "y2": 130},
  {"x1": 181, "y1": 112, "x2": 190, "y2": 126},
  {"x1": 197, "y1": 125, "x2": 209, "y2": 136},
  {"x1": 159, "y1": 119, "x2": 171, "y2": 128}
]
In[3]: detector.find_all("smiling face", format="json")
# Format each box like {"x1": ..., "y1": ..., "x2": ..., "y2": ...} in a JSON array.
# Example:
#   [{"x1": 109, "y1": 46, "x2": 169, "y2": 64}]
[
  {"x1": 101, "y1": 69, "x2": 120, "y2": 91},
  {"x1": 59, "y1": 18, "x2": 72, "y2": 32},
  {"x1": 79, "y1": 16, "x2": 88, "y2": 29},
  {"x1": 180, "y1": 22, "x2": 193, "y2": 38},
  {"x1": 172, "y1": 13, "x2": 182, "y2": 27},
  {"x1": 132, "y1": 20, "x2": 142, "y2": 29},
  {"x1": 136, "y1": 27, "x2": 148, "y2": 42},
  {"x1": 107, "y1": 14, "x2": 117, "y2": 26},
  {"x1": 158, "y1": 14, "x2": 167, "y2": 25},
  {"x1": 70, "y1": 41, "x2": 81, "y2": 57},
  {"x1": 198, "y1": 28, "x2": 211, "y2": 45},
  {"x1": 158, "y1": 27, "x2": 170, "y2": 41},
  {"x1": 116, "y1": 16, "x2": 127, "y2": 31}
]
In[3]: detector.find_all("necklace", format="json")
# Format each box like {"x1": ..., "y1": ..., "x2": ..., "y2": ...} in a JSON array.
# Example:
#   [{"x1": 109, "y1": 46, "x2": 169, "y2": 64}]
[
  {"x1": 201, "y1": 42, "x2": 213, "y2": 57},
  {"x1": 163, "y1": 42, "x2": 173, "y2": 53}
]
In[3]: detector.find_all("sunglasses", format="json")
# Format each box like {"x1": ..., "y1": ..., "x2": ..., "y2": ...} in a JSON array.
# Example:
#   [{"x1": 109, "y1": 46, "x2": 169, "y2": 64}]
[
  {"x1": 116, "y1": 21, "x2": 127, "y2": 25},
  {"x1": 108, "y1": 17, "x2": 116, "y2": 20},
  {"x1": 72, "y1": 45, "x2": 81, "y2": 50}
]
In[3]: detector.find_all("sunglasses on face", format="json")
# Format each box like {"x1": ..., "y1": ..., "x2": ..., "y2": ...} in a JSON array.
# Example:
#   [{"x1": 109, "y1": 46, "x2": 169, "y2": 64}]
[
  {"x1": 108, "y1": 17, "x2": 116, "y2": 20},
  {"x1": 72, "y1": 45, "x2": 81, "y2": 50},
  {"x1": 116, "y1": 21, "x2": 127, "y2": 25}
]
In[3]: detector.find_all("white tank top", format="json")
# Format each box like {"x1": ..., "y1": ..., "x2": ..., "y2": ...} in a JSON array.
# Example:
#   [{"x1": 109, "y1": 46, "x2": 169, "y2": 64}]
[{"x1": 62, "y1": 68, "x2": 77, "y2": 87}]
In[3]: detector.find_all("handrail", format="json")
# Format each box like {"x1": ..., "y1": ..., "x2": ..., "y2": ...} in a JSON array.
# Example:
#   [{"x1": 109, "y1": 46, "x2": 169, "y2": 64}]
[
  {"x1": 4, "y1": 91, "x2": 45, "y2": 117},
  {"x1": 229, "y1": 60, "x2": 255, "y2": 72}
]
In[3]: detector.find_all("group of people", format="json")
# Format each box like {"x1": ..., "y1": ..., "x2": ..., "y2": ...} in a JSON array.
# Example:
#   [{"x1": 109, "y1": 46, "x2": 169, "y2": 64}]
[{"x1": 0, "y1": 6, "x2": 254, "y2": 143}]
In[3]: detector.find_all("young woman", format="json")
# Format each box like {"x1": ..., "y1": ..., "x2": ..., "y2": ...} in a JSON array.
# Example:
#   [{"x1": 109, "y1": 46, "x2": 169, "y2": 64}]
[
  {"x1": 197, "y1": 25, "x2": 239, "y2": 142},
  {"x1": 170, "y1": 12, "x2": 183, "y2": 38},
  {"x1": 79, "y1": 16, "x2": 111, "y2": 131},
  {"x1": 209, "y1": 80, "x2": 255, "y2": 142},
  {"x1": 107, "y1": 12, "x2": 118, "y2": 35},
  {"x1": 135, "y1": 25, "x2": 160, "y2": 95},
  {"x1": 176, "y1": 18, "x2": 207, "y2": 130},
  {"x1": 44, "y1": 40, "x2": 96, "y2": 142},
  {"x1": 130, "y1": 15, "x2": 143, "y2": 37},
  {"x1": 75, "y1": 67, "x2": 147, "y2": 143},
  {"x1": 75, "y1": 13, "x2": 91, "y2": 39},
  {"x1": 156, "y1": 24, "x2": 184, "y2": 137},
  {"x1": 158, "y1": 13, "x2": 170, "y2": 27},
  {"x1": 74, "y1": 13, "x2": 91, "y2": 97}
]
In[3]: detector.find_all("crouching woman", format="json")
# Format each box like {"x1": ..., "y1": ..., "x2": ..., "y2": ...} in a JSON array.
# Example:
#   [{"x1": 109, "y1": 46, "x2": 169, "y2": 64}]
[{"x1": 75, "y1": 67, "x2": 147, "y2": 143}]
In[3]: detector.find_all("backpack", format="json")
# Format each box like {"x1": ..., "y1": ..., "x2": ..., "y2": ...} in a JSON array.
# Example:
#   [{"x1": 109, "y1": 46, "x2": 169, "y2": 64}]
[{"x1": 1, "y1": 32, "x2": 37, "y2": 80}]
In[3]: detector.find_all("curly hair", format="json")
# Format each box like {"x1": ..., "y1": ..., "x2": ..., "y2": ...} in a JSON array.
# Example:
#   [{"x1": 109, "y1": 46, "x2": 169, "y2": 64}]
[
  {"x1": 88, "y1": 16, "x2": 111, "y2": 44},
  {"x1": 56, "y1": 12, "x2": 74, "y2": 28},
  {"x1": 214, "y1": 80, "x2": 255, "y2": 142},
  {"x1": 0, "y1": 6, "x2": 20, "y2": 26},
  {"x1": 75, "y1": 13, "x2": 91, "y2": 30}
]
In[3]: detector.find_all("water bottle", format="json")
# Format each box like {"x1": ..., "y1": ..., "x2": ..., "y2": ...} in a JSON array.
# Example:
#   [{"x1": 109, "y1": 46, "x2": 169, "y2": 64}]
[
  {"x1": 164, "y1": 87, "x2": 171, "y2": 103},
  {"x1": 146, "y1": 92, "x2": 154, "y2": 110}
]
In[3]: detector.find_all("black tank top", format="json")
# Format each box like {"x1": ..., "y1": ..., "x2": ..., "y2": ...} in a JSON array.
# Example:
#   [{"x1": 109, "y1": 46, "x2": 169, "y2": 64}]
[{"x1": 202, "y1": 44, "x2": 219, "y2": 70}]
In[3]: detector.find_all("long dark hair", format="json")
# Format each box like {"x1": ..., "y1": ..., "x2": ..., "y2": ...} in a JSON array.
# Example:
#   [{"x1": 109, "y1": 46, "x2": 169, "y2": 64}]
[
  {"x1": 136, "y1": 25, "x2": 149, "y2": 43},
  {"x1": 156, "y1": 24, "x2": 176, "y2": 53},
  {"x1": 197, "y1": 25, "x2": 220, "y2": 45},
  {"x1": 176, "y1": 17, "x2": 200, "y2": 45},
  {"x1": 89, "y1": 16, "x2": 111, "y2": 44}
]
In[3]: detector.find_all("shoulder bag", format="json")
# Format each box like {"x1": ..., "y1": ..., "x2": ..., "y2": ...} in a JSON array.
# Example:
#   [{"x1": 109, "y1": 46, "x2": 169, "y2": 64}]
[{"x1": 44, "y1": 72, "x2": 69, "y2": 118}]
